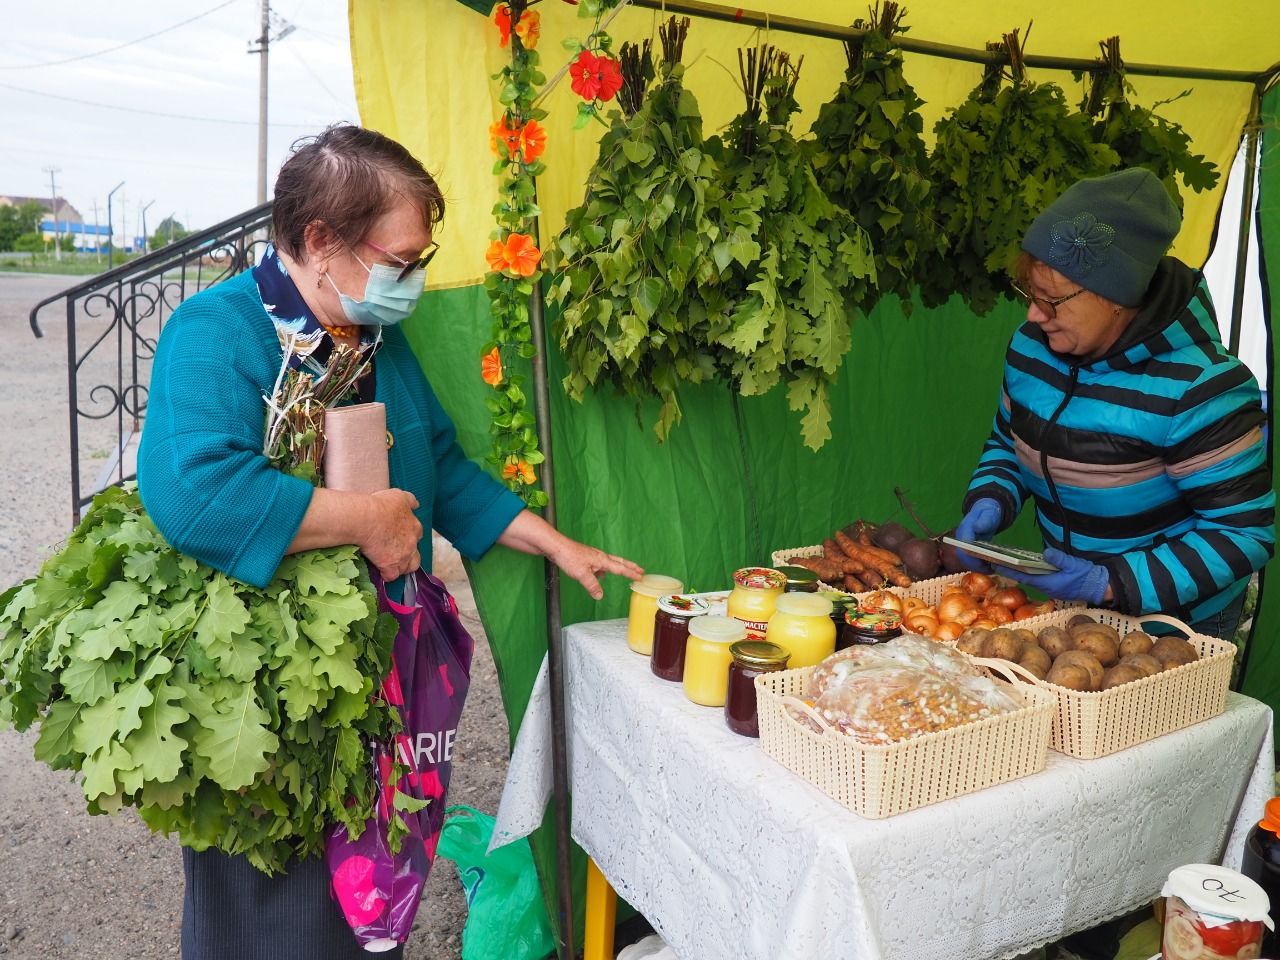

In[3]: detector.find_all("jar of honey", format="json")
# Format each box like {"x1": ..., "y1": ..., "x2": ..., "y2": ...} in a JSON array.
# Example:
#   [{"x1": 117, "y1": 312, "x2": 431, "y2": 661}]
[
  {"x1": 765, "y1": 593, "x2": 836, "y2": 669},
  {"x1": 724, "y1": 640, "x2": 789, "y2": 737},
  {"x1": 838, "y1": 609, "x2": 903, "y2": 650},
  {"x1": 683, "y1": 615, "x2": 747, "y2": 707},
  {"x1": 651, "y1": 595, "x2": 710, "y2": 682},
  {"x1": 627, "y1": 574, "x2": 684, "y2": 655},
  {"x1": 727, "y1": 567, "x2": 787, "y2": 638},
  {"x1": 775, "y1": 565, "x2": 820, "y2": 593}
]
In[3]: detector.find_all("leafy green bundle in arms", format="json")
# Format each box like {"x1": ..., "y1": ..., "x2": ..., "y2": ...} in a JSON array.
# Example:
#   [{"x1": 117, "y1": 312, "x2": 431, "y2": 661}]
[{"x1": 0, "y1": 485, "x2": 399, "y2": 874}]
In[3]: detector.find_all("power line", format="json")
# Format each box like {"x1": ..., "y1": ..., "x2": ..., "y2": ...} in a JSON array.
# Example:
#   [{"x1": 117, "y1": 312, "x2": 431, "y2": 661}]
[
  {"x1": 283, "y1": 42, "x2": 352, "y2": 110},
  {"x1": 0, "y1": 0, "x2": 239, "y2": 70},
  {"x1": 0, "y1": 80, "x2": 332, "y2": 129}
]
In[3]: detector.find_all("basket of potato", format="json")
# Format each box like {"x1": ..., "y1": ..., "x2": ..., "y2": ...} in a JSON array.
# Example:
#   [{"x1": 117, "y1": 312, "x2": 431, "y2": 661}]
[{"x1": 952, "y1": 610, "x2": 1236, "y2": 759}]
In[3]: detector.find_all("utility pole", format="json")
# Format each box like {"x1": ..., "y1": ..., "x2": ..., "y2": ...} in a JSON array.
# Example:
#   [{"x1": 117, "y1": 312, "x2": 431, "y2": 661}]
[
  {"x1": 106, "y1": 180, "x2": 125, "y2": 271},
  {"x1": 248, "y1": 1, "x2": 294, "y2": 206},
  {"x1": 92, "y1": 199, "x2": 101, "y2": 265},
  {"x1": 43, "y1": 166, "x2": 61, "y2": 261},
  {"x1": 141, "y1": 200, "x2": 155, "y2": 255}
]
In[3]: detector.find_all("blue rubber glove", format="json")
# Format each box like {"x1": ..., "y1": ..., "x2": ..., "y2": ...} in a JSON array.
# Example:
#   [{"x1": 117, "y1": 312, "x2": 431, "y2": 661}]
[
  {"x1": 992, "y1": 547, "x2": 1110, "y2": 605},
  {"x1": 954, "y1": 498, "x2": 1004, "y2": 572}
]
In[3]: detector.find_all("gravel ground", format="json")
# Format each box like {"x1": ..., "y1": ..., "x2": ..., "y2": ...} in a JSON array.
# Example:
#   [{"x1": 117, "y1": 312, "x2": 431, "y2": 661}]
[{"x1": 0, "y1": 273, "x2": 508, "y2": 959}]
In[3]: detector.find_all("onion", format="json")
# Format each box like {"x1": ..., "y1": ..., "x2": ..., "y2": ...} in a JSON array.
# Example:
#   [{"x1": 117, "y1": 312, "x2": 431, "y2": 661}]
[
  {"x1": 959, "y1": 572, "x2": 995, "y2": 598},
  {"x1": 901, "y1": 596, "x2": 928, "y2": 616},
  {"x1": 936, "y1": 593, "x2": 977, "y2": 623},
  {"x1": 905, "y1": 611, "x2": 939, "y2": 634},
  {"x1": 984, "y1": 604, "x2": 1014, "y2": 625},
  {"x1": 859, "y1": 590, "x2": 904, "y2": 614},
  {"x1": 952, "y1": 606, "x2": 980, "y2": 626},
  {"x1": 1012, "y1": 602, "x2": 1053, "y2": 621},
  {"x1": 988, "y1": 587, "x2": 1028, "y2": 610},
  {"x1": 935, "y1": 621, "x2": 964, "y2": 642},
  {"x1": 970, "y1": 618, "x2": 997, "y2": 630}
]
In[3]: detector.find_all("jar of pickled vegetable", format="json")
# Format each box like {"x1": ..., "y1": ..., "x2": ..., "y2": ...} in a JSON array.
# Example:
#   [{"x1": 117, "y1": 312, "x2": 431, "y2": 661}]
[
  {"x1": 683, "y1": 615, "x2": 747, "y2": 707},
  {"x1": 765, "y1": 593, "x2": 835, "y2": 669},
  {"x1": 775, "y1": 565, "x2": 820, "y2": 593},
  {"x1": 838, "y1": 610, "x2": 903, "y2": 650},
  {"x1": 627, "y1": 574, "x2": 684, "y2": 655},
  {"x1": 651, "y1": 595, "x2": 710, "y2": 682},
  {"x1": 724, "y1": 640, "x2": 789, "y2": 737},
  {"x1": 727, "y1": 567, "x2": 787, "y2": 638},
  {"x1": 1160, "y1": 863, "x2": 1272, "y2": 960}
]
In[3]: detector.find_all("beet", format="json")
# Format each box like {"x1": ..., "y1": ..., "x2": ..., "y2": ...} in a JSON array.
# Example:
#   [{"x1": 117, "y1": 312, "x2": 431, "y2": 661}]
[
  {"x1": 939, "y1": 532, "x2": 966, "y2": 573},
  {"x1": 872, "y1": 521, "x2": 912, "y2": 552},
  {"x1": 899, "y1": 537, "x2": 941, "y2": 580}
]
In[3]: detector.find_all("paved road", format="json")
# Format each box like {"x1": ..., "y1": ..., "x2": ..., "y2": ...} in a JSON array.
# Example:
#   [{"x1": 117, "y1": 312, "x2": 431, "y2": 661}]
[{"x1": 0, "y1": 273, "x2": 506, "y2": 959}]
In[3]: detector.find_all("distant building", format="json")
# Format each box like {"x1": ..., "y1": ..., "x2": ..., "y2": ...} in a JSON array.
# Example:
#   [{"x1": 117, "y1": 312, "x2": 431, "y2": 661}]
[
  {"x1": 0, "y1": 194, "x2": 84, "y2": 224},
  {"x1": 0, "y1": 194, "x2": 117, "y2": 251}
]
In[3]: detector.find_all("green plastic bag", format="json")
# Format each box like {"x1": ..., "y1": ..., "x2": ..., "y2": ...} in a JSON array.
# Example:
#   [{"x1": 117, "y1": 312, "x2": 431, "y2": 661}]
[{"x1": 436, "y1": 805, "x2": 557, "y2": 960}]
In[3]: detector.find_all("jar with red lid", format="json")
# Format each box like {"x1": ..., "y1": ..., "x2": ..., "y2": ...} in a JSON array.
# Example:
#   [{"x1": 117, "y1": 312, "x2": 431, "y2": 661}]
[
  {"x1": 838, "y1": 609, "x2": 903, "y2": 650},
  {"x1": 724, "y1": 640, "x2": 789, "y2": 737},
  {"x1": 1160, "y1": 863, "x2": 1273, "y2": 960},
  {"x1": 650, "y1": 595, "x2": 711, "y2": 682}
]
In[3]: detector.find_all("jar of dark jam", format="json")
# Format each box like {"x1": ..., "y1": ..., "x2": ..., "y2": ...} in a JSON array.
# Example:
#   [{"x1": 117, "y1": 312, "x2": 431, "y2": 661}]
[
  {"x1": 651, "y1": 595, "x2": 710, "y2": 682},
  {"x1": 838, "y1": 609, "x2": 903, "y2": 649},
  {"x1": 724, "y1": 640, "x2": 790, "y2": 737},
  {"x1": 775, "y1": 565, "x2": 820, "y2": 593}
]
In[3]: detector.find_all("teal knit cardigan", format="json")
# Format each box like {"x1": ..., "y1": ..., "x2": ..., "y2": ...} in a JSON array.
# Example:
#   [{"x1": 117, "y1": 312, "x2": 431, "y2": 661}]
[{"x1": 137, "y1": 270, "x2": 525, "y2": 589}]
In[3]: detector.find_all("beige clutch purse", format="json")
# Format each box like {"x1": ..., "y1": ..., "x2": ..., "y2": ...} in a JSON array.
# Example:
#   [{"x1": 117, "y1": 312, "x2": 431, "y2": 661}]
[{"x1": 322, "y1": 402, "x2": 390, "y2": 493}]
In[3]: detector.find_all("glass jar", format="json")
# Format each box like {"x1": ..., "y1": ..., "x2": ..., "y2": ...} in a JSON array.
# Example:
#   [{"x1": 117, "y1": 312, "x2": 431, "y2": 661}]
[
  {"x1": 775, "y1": 565, "x2": 820, "y2": 593},
  {"x1": 683, "y1": 615, "x2": 747, "y2": 707},
  {"x1": 838, "y1": 610, "x2": 903, "y2": 650},
  {"x1": 626, "y1": 574, "x2": 684, "y2": 655},
  {"x1": 724, "y1": 640, "x2": 789, "y2": 737},
  {"x1": 727, "y1": 567, "x2": 787, "y2": 638},
  {"x1": 765, "y1": 593, "x2": 836, "y2": 669},
  {"x1": 651, "y1": 595, "x2": 710, "y2": 682},
  {"x1": 1160, "y1": 863, "x2": 1272, "y2": 960}
]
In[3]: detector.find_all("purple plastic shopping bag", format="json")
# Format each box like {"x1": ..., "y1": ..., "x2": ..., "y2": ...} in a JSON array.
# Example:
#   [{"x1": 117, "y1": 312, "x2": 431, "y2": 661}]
[{"x1": 326, "y1": 569, "x2": 474, "y2": 952}]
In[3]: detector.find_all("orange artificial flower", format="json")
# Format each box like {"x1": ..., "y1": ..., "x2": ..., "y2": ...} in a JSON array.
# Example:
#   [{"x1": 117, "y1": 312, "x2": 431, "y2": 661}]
[
  {"x1": 517, "y1": 119, "x2": 546, "y2": 163},
  {"x1": 514, "y1": 9, "x2": 540, "y2": 49},
  {"x1": 485, "y1": 239, "x2": 508, "y2": 273},
  {"x1": 500, "y1": 232, "x2": 541, "y2": 277},
  {"x1": 489, "y1": 117, "x2": 522, "y2": 158},
  {"x1": 481, "y1": 347, "x2": 504, "y2": 387},
  {"x1": 494, "y1": 5, "x2": 513, "y2": 46},
  {"x1": 503, "y1": 458, "x2": 536, "y2": 485}
]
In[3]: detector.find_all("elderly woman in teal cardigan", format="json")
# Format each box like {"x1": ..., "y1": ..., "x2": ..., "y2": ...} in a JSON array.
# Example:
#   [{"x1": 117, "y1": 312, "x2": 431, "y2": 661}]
[{"x1": 137, "y1": 124, "x2": 642, "y2": 960}]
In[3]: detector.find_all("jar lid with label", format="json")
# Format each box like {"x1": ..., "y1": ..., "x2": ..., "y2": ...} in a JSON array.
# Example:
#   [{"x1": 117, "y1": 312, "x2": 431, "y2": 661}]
[
  {"x1": 658, "y1": 595, "x2": 711, "y2": 619},
  {"x1": 631, "y1": 574, "x2": 684, "y2": 599},
  {"x1": 688, "y1": 615, "x2": 748, "y2": 644},
  {"x1": 1161, "y1": 863, "x2": 1274, "y2": 929},
  {"x1": 844, "y1": 609, "x2": 904, "y2": 635},
  {"x1": 774, "y1": 593, "x2": 834, "y2": 618},
  {"x1": 732, "y1": 567, "x2": 787, "y2": 591},
  {"x1": 775, "y1": 565, "x2": 820, "y2": 592},
  {"x1": 729, "y1": 640, "x2": 790, "y2": 668}
]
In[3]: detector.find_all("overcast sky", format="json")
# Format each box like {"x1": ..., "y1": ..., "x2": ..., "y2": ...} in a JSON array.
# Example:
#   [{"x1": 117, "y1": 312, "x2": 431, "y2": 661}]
[{"x1": 0, "y1": 0, "x2": 360, "y2": 240}]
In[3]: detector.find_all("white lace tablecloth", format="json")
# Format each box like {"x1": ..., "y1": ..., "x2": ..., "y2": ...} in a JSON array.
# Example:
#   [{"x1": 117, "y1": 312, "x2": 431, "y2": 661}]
[{"x1": 493, "y1": 620, "x2": 1274, "y2": 960}]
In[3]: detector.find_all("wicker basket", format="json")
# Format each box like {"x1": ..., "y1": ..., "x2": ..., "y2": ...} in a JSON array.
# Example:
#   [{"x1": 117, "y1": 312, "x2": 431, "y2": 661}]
[
  {"x1": 974, "y1": 609, "x2": 1236, "y2": 759},
  {"x1": 756, "y1": 661, "x2": 1055, "y2": 818},
  {"x1": 771, "y1": 543, "x2": 957, "y2": 598}
]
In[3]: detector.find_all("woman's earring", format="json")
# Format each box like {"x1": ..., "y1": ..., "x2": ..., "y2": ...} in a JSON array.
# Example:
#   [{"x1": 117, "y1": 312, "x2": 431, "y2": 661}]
[{"x1": 316, "y1": 271, "x2": 324, "y2": 288}]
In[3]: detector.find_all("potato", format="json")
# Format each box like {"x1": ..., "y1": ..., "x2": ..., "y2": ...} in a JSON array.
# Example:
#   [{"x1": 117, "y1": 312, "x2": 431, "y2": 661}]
[
  {"x1": 1070, "y1": 621, "x2": 1121, "y2": 646},
  {"x1": 1017, "y1": 645, "x2": 1052, "y2": 680},
  {"x1": 1152, "y1": 636, "x2": 1199, "y2": 670},
  {"x1": 1011, "y1": 628, "x2": 1037, "y2": 648},
  {"x1": 1066, "y1": 613, "x2": 1097, "y2": 630},
  {"x1": 1054, "y1": 650, "x2": 1105, "y2": 690},
  {"x1": 1119, "y1": 631, "x2": 1154, "y2": 658},
  {"x1": 1101, "y1": 663, "x2": 1146, "y2": 690},
  {"x1": 1122, "y1": 653, "x2": 1163, "y2": 678},
  {"x1": 1073, "y1": 631, "x2": 1120, "y2": 668},
  {"x1": 1036, "y1": 625, "x2": 1074, "y2": 660},
  {"x1": 955, "y1": 628, "x2": 991, "y2": 657},
  {"x1": 1046, "y1": 663, "x2": 1094, "y2": 691},
  {"x1": 987, "y1": 629, "x2": 1024, "y2": 663}
]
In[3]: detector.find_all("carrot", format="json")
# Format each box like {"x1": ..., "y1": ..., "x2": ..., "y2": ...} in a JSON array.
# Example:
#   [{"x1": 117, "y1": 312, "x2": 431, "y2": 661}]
[
  {"x1": 833, "y1": 529, "x2": 863, "y2": 560},
  {"x1": 843, "y1": 574, "x2": 862, "y2": 593},
  {"x1": 791, "y1": 555, "x2": 843, "y2": 583},
  {"x1": 858, "y1": 542, "x2": 903, "y2": 566},
  {"x1": 856, "y1": 569, "x2": 885, "y2": 591},
  {"x1": 822, "y1": 537, "x2": 849, "y2": 562},
  {"x1": 842, "y1": 541, "x2": 912, "y2": 588}
]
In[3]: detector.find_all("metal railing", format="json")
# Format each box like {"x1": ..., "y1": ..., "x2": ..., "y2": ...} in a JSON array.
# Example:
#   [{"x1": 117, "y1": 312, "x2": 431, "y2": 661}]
[{"x1": 30, "y1": 202, "x2": 274, "y2": 527}]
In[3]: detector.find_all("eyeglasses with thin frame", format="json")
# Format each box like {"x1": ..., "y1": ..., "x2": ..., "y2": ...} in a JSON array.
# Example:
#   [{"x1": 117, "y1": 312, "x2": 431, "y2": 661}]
[
  {"x1": 363, "y1": 238, "x2": 440, "y2": 283},
  {"x1": 1009, "y1": 280, "x2": 1086, "y2": 320}
]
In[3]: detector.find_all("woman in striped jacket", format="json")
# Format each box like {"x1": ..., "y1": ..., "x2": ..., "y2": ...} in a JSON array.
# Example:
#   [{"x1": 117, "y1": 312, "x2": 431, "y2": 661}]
[{"x1": 956, "y1": 168, "x2": 1274, "y2": 637}]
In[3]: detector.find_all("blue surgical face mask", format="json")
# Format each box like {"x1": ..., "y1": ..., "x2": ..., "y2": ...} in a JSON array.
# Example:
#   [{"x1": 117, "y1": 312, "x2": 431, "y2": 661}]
[{"x1": 326, "y1": 250, "x2": 426, "y2": 327}]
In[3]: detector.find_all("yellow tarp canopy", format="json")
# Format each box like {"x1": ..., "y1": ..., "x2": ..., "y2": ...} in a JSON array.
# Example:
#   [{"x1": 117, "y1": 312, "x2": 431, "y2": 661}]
[{"x1": 349, "y1": 0, "x2": 1275, "y2": 290}]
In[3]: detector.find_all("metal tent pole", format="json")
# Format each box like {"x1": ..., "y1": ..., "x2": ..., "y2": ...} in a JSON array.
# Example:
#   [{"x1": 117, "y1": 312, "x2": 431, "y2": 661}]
[{"x1": 1229, "y1": 87, "x2": 1263, "y2": 357}]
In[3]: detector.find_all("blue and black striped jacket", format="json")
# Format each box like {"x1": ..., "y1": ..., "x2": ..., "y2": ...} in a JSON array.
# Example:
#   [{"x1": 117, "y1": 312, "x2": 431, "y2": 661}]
[{"x1": 964, "y1": 258, "x2": 1274, "y2": 625}]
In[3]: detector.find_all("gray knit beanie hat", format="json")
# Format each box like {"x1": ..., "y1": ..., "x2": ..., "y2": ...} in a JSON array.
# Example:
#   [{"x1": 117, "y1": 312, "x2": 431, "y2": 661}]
[{"x1": 1022, "y1": 167, "x2": 1181, "y2": 307}]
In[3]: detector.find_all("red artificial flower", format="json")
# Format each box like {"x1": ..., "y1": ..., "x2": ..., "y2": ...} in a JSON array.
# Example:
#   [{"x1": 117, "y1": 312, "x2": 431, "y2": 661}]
[
  {"x1": 514, "y1": 9, "x2": 540, "y2": 49},
  {"x1": 517, "y1": 119, "x2": 547, "y2": 163},
  {"x1": 489, "y1": 117, "x2": 522, "y2": 158},
  {"x1": 569, "y1": 50, "x2": 623, "y2": 103},
  {"x1": 494, "y1": 4, "x2": 513, "y2": 46},
  {"x1": 481, "y1": 347, "x2": 504, "y2": 387},
  {"x1": 502, "y1": 458, "x2": 537, "y2": 485}
]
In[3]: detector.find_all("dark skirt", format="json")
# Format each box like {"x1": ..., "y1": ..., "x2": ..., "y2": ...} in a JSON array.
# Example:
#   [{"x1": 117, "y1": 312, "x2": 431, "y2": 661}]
[{"x1": 181, "y1": 848, "x2": 405, "y2": 960}]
